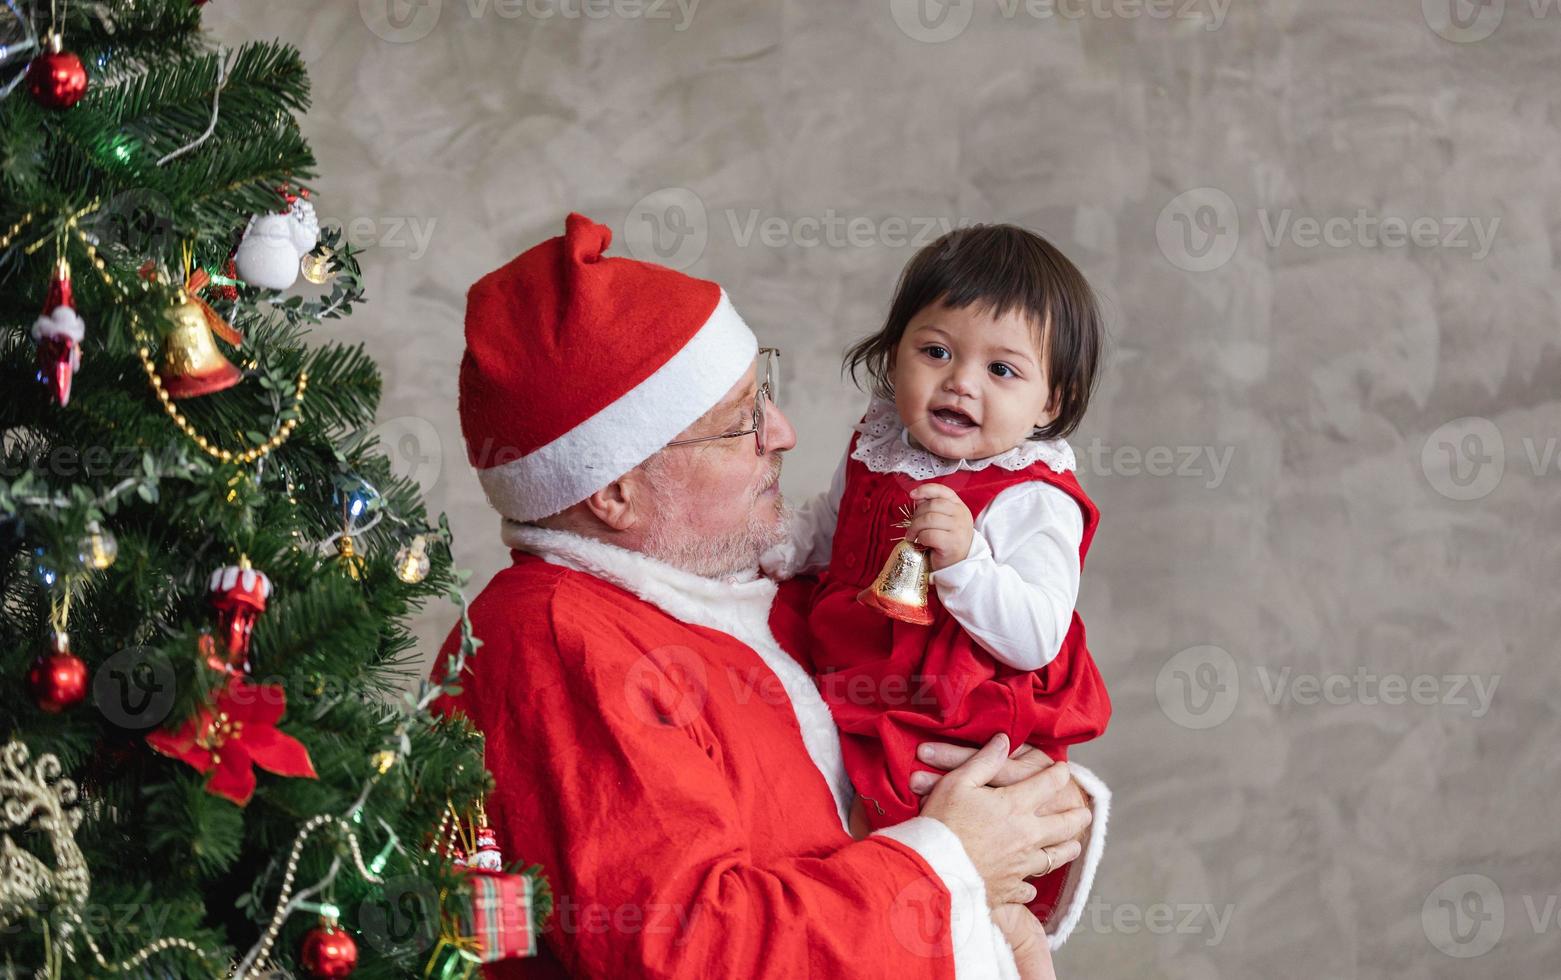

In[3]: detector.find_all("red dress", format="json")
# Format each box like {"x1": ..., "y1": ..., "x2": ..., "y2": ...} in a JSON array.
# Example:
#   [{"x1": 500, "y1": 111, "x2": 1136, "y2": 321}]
[{"x1": 803, "y1": 429, "x2": 1112, "y2": 921}]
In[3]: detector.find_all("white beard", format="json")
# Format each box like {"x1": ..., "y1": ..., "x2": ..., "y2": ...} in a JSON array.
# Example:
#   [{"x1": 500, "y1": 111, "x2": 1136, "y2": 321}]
[{"x1": 640, "y1": 455, "x2": 788, "y2": 581}]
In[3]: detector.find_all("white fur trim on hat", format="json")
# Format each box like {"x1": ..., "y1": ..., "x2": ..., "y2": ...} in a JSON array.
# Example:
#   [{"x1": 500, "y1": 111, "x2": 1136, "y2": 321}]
[{"x1": 476, "y1": 289, "x2": 759, "y2": 523}]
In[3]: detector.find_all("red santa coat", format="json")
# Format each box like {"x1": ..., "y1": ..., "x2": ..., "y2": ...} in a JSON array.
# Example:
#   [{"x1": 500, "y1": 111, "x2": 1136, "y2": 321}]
[
  {"x1": 799, "y1": 430, "x2": 1112, "y2": 924},
  {"x1": 431, "y1": 523, "x2": 1097, "y2": 978}
]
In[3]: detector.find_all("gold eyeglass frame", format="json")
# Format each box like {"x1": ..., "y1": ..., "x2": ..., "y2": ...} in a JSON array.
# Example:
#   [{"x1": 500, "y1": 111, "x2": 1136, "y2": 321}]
[{"x1": 665, "y1": 347, "x2": 781, "y2": 456}]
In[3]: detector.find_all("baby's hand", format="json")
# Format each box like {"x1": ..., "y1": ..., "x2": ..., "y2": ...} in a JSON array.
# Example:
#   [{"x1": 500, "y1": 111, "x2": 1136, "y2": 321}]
[
  {"x1": 905, "y1": 484, "x2": 975, "y2": 571},
  {"x1": 991, "y1": 903, "x2": 1056, "y2": 980}
]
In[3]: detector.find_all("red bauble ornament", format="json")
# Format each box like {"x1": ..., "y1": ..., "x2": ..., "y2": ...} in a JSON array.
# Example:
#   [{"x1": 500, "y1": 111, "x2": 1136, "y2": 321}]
[
  {"x1": 31, "y1": 258, "x2": 85, "y2": 406},
  {"x1": 206, "y1": 558, "x2": 271, "y2": 673},
  {"x1": 27, "y1": 632, "x2": 89, "y2": 713},
  {"x1": 26, "y1": 34, "x2": 89, "y2": 110},
  {"x1": 300, "y1": 921, "x2": 358, "y2": 978}
]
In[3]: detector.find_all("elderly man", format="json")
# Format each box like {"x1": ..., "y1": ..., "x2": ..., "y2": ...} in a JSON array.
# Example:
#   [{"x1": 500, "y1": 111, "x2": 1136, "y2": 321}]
[{"x1": 432, "y1": 214, "x2": 1110, "y2": 978}]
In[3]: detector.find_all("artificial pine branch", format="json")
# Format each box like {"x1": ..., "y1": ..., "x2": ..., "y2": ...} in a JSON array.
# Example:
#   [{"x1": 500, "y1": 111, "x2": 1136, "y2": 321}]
[{"x1": 0, "y1": 4, "x2": 539, "y2": 975}]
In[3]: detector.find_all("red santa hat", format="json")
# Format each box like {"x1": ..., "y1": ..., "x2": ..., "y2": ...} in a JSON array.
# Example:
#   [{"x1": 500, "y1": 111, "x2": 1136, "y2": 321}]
[{"x1": 459, "y1": 213, "x2": 758, "y2": 523}]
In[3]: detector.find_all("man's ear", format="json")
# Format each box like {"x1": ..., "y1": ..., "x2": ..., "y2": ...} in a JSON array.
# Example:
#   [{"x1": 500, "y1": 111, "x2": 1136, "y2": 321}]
[{"x1": 581, "y1": 473, "x2": 641, "y2": 532}]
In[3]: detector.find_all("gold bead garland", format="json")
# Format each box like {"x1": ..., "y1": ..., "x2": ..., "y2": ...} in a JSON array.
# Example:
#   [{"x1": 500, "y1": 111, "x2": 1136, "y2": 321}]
[
  {"x1": 37, "y1": 207, "x2": 309, "y2": 466},
  {"x1": 0, "y1": 211, "x2": 37, "y2": 250},
  {"x1": 137, "y1": 345, "x2": 308, "y2": 464}
]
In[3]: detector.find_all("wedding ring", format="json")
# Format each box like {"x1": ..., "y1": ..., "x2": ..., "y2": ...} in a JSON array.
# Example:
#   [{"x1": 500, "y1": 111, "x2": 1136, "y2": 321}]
[{"x1": 1040, "y1": 849, "x2": 1055, "y2": 876}]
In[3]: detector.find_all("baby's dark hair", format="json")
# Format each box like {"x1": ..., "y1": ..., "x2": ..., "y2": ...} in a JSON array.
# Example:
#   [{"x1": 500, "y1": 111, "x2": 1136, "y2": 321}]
[{"x1": 843, "y1": 223, "x2": 1103, "y2": 441}]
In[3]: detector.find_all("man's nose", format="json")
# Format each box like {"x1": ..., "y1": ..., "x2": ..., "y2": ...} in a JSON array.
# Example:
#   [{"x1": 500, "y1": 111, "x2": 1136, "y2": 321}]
[{"x1": 764, "y1": 400, "x2": 798, "y2": 454}]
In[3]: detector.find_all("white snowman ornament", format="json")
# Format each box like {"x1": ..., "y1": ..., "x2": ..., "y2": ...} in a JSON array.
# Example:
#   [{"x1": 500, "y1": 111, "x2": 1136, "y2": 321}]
[{"x1": 232, "y1": 197, "x2": 321, "y2": 292}]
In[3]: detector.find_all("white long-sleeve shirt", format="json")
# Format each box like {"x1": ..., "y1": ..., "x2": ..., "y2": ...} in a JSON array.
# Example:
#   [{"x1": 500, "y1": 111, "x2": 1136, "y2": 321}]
[{"x1": 761, "y1": 397, "x2": 1086, "y2": 672}]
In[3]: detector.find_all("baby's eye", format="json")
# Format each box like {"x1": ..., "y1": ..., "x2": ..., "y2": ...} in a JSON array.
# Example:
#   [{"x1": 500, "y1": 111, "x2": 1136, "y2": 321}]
[
  {"x1": 921, "y1": 345, "x2": 950, "y2": 360},
  {"x1": 989, "y1": 362, "x2": 1018, "y2": 378}
]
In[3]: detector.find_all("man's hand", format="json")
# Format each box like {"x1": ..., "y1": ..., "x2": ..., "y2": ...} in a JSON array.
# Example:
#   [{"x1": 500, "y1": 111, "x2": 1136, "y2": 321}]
[
  {"x1": 912, "y1": 741, "x2": 1093, "y2": 850},
  {"x1": 917, "y1": 734, "x2": 1092, "y2": 907},
  {"x1": 905, "y1": 483, "x2": 975, "y2": 570}
]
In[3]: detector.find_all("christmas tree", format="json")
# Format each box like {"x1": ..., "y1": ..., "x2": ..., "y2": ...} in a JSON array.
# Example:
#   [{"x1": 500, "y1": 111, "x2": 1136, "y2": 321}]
[{"x1": 0, "y1": 2, "x2": 547, "y2": 976}]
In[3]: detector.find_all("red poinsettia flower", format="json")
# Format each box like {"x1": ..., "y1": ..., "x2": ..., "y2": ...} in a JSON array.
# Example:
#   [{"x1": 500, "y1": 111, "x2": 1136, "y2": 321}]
[{"x1": 146, "y1": 672, "x2": 316, "y2": 806}]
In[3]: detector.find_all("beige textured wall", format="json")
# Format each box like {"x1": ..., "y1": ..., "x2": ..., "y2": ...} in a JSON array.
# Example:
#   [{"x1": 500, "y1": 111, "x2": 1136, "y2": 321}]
[{"x1": 211, "y1": 3, "x2": 1560, "y2": 976}]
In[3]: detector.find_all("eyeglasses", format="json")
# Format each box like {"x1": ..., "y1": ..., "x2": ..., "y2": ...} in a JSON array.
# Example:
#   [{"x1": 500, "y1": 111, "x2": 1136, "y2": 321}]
[{"x1": 665, "y1": 347, "x2": 780, "y2": 456}]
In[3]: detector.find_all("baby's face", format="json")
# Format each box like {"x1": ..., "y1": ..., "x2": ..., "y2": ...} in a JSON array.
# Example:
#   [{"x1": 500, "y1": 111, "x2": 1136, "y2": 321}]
[{"x1": 890, "y1": 299, "x2": 1055, "y2": 461}]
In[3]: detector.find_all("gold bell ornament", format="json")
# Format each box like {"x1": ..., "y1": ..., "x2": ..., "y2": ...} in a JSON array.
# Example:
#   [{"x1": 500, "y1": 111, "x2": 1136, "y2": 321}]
[
  {"x1": 335, "y1": 533, "x2": 365, "y2": 580},
  {"x1": 157, "y1": 284, "x2": 244, "y2": 399},
  {"x1": 332, "y1": 478, "x2": 380, "y2": 581},
  {"x1": 856, "y1": 505, "x2": 935, "y2": 626}
]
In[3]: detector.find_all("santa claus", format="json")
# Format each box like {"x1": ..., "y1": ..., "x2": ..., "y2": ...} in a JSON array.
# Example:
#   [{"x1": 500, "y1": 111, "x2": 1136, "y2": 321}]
[{"x1": 432, "y1": 213, "x2": 1110, "y2": 978}]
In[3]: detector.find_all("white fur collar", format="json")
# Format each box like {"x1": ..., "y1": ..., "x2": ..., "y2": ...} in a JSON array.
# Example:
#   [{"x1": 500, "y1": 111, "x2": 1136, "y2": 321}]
[
  {"x1": 499, "y1": 520, "x2": 855, "y2": 829},
  {"x1": 851, "y1": 396, "x2": 1076, "y2": 481},
  {"x1": 501, "y1": 520, "x2": 776, "y2": 620}
]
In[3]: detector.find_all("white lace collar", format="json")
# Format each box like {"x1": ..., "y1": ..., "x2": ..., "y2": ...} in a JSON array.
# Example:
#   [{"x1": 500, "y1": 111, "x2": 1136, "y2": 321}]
[{"x1": 849, "y1": 396, "x2": 1076, "y2": 481}]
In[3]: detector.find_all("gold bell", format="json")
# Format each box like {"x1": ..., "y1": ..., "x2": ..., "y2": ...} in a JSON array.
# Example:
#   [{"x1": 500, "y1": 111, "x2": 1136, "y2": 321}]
[
  {"x1": 857, "y1": 539, "x2": 935, "y2": 625},
  {"x1": 335, "y1": 533, "x2": 365, "y2": 580},
  {"x1": 158, "y1": 293, "x2": 243, "y2": 399}
]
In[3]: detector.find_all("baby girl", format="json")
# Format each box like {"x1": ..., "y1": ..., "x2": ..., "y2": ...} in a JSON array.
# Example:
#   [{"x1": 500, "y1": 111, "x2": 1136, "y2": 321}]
[{"x1": 763, "y1": 223, "x2": 1111, "y2": 977}]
